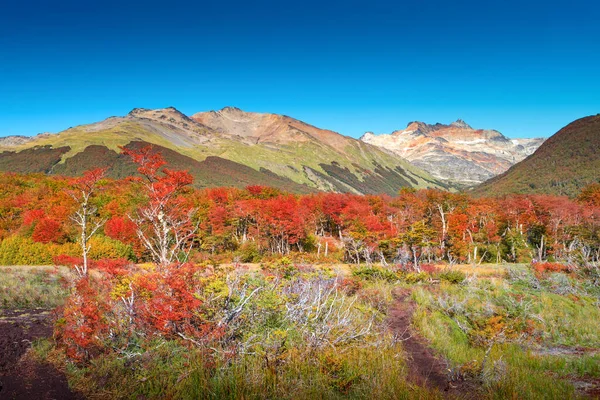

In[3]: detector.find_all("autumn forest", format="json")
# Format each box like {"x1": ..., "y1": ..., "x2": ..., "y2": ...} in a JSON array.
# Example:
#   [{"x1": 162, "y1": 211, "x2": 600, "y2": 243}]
[{"x1": 1, "y1": 146, "x2": 598, "y2": 268}]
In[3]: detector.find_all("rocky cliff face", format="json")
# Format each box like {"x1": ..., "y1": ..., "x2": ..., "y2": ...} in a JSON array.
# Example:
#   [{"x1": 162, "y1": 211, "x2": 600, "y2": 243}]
[
  {"x1": 0, "y1": 135, "x2": 33, "y2": 148},
  {"x1": 360, "y1": 120, "x2": 544, "y2": 186}
]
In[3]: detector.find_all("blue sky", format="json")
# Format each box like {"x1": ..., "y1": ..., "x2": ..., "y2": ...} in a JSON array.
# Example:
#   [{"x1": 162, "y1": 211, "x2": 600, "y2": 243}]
[{"x1": 0, "y1": 0, "x2": 598, "y2": 139}]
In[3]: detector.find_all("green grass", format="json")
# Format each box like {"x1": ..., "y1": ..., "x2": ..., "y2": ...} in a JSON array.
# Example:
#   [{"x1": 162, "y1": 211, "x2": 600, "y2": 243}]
[
  {"x1": 0, "y1": 266, "x2": 70, "y2": 309},
  {"x1": 43, "y1": 340, "x2": 438, "y2": 400},
  {"x1": 22, "y1": 262, "x2": 600, "y2": 399},
  {"x1": 411, "y1": 268, "x2": 600, "y2": 399}
]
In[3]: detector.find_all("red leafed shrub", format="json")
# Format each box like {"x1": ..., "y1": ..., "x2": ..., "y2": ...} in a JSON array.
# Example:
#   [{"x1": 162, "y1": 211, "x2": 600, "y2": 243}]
[
  {"x1": 532, "y1": 262, "x2": 570, "y2": 274},
  {"x1": 132, "y1": 264, "x2": 216, "y2": 339},
  {"x1": 104, "y1": 216, "x2": 137, "y2": 244},
  {"x1": 246, "y1": 185, "x2": 265, "y2": 196},
  {"x1": 95, "y1": 258, "x2": 131, "y2": 277},
  {"x1": 338, "y1": 277, "x2": 362, "y2": 296},
  {"x1": 32, "y1": 218, "x2": 62, "y2": 243},
  {"x1": 420, "y1": 264, "x2": 437, "y2": 274},
  {"x1": 56, "y1": 278, "x2": 109, "y2": 361},
  {"x1": 23, "y1": 209, "x2": 45, "y2": 226}
]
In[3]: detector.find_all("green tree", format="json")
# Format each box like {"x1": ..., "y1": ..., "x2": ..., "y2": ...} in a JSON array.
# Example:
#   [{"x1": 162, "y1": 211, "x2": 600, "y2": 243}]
[{"x1": 400, "y1": 220, "x2": 436, "y2": 271}]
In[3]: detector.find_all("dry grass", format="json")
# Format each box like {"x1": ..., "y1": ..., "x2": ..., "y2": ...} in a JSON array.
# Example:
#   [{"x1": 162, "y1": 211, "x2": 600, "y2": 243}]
[{"x1": 0, "y1": 266, "x2": 72, "y2": 309}]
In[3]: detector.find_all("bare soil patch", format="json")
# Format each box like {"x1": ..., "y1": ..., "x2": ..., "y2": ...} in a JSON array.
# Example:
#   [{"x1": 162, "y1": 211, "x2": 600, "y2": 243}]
[
  {"x1": 388, "y1": 288, "x2": 477, "y2": 399},
  {"x1": 0, "y1": 309, "x2": 82, "y2": 400}
]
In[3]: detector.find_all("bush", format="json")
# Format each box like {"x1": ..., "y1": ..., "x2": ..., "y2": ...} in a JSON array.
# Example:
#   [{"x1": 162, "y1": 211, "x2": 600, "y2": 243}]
[
  {"x1": 338, "y1": 277, "x2": 362, "y2": 295},
  {"x1": 532, "y1": 262, "x2": 570, "y2": 274},
  {"x1": 0, "y1": 236, "x2": 79, "y2": 265},
  {"x1": 420, "y1": 264, "x2": 437, "y2": 274},
  {"x1": 88, "y1": 236, "x2": 135, "y2": 261},
  {"x1": 438, "y1": 269, "x2": 466, "y2": 284},
  {"x1": 353, "y1": 266, "x2": 398, "y2": 282},
  {"x1": 236, "y1": 241, "x2": 261, "y2": 263},
  {"x1": 400, "y1": 271, "x2": 430, "y2": 283},
  {"x1": 0, "y1": 234, "x2": 134, "y2": 266}
]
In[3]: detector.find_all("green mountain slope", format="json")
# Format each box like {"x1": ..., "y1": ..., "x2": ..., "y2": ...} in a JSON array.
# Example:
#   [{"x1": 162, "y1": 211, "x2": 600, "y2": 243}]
[
  {"x1": 0, "y1": 107, "x2": 451, "y2": 195},
  {"x1": 473, "y1": 114, "x2": 600, "y2": 197}
]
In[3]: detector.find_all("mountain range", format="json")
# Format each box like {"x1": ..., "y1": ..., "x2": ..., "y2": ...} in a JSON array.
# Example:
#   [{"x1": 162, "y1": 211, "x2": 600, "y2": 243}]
[
  {"x1": 360, "y1": 120, "x2": 544, "y2": 186},
  {"x1": 0, "y1": 107, "x2": 453, "y2": 195},
  {"x1": 3, "y1": 108, "x2": 597, "y2": 198}
]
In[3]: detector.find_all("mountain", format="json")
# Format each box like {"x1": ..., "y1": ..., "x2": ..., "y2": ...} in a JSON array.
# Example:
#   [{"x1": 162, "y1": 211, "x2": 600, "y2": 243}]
[
  {"x1": 0, "y1": 135, "x2": 35, "y2": 147},
  {"x1": 360, "y1": 120, "x2": 544, "y2": 186},
  {"x1": 474, "y1": 114, "x2": 600, "y2": 197},
  {"x1": 0, "y1": 107, "x2": 451, "y2": 195}
]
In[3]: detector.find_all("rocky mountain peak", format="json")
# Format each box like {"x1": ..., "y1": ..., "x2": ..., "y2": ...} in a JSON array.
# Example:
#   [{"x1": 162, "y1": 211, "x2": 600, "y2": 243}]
[
  {"x1": 220, "y1": 106, "x2": 243, "y2": 113},
  {"x1": 217, "y1": 106, "x2": 250, "y2": 117},
  {"x1": 397, "y1": 121, "x2": 438, "y2": 136},
  {"x1": 360, "y1": 118, "x2": 545, "y2": 185},
  {"x1": 128, "y1": 107, "x2": 150, "y2": 116},
  {"x1": 450, "y1": 119, "x2": 472, "y2": 129},
  {"x1": 360, "y1": 131, "x2": 376, "y2": 141},
  {"x1": 0, "y1": 135, "x2": 33, "y2": 147},
  {"x1": 128, "y1": 106, "x2": 190, "y2": 121}
]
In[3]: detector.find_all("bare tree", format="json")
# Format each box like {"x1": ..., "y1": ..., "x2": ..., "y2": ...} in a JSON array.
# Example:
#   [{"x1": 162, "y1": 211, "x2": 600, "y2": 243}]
[{"x1": 67, "y1": 168, "x2": 107, "y2": 277}]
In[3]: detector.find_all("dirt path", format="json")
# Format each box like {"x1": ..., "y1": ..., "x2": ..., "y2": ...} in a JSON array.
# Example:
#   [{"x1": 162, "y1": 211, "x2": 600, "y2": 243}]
[
  {"x1": 388, "y1": 288, "x2": 475, "y2": 399},
  {"x1": 0, "y1": 309, "x2": 82, "y2": 400}
]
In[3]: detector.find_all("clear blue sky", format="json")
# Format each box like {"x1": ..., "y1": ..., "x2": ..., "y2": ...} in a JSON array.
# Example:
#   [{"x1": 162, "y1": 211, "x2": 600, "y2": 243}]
[{"x1": 1, "y1": 0, "x2": 598, "y2": 139}]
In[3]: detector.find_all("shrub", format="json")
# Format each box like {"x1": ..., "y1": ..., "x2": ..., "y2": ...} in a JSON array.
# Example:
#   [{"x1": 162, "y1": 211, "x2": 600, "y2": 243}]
[
  {"x1": 353, "y1": 266, "x2": 398, "y2": 282},
  {"x1": 0, "y1": 236, "x2": 79, "y2": 265},
  {"x1": 55, "y1": 277, "x2": 110, "y2": 361},
  {"x1": 32, "y1": 218, "x2": 63, "y2": 243},
  {"x1": 338, "y1": 277, "x2": 362, "y2": 295},
  {"x1": 438, "y1": 269, "x2": 466, "y2": 284},
  {"x1": 88, "y1": 236, "x2": 135, "y2": 261},
  {"x1": 401, "y1": 271, "x2": 430, "y2": 283},
  {"x1": 532, "y1": 262, "x2": 570, "y2": 274},
  {"x1": 420, "y1": 263, "x2": 437, "y2": 274},
  {"x1": 236, "y1": 241, "x2": 261, "y2": 263}
]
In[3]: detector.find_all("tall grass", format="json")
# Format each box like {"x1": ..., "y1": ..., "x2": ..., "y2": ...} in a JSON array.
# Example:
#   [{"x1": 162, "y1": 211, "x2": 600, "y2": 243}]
[
  {"x1": 0, "y1": 267, "x2": 70, "y2": 309},
  {"x1": 412, "y1": 273, "x2": 599, "y2": 399},
  {"x1": 36, "y1": 338, "x2": 439, "y2": 400}
]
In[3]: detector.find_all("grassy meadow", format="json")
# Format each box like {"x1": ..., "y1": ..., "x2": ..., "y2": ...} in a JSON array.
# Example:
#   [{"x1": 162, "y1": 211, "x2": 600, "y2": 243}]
[{"x1": 1, "y1": 262, "x2": 598, "y2": 399}]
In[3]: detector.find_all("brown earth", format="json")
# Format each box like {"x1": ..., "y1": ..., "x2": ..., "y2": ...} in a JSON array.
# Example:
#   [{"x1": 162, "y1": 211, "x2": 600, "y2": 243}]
[
  {"x1": 388, "y1": 288, "x2": 477, "y2": 399},
  {"x1": 0, "y1": 309, "x2": 82, "y2": 400}
]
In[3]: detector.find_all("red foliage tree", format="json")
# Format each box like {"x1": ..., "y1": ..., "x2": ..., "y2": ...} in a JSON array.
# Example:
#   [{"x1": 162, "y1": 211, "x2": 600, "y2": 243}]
[
  {"x1": 22, "y1": 209, "x2": 45, "y2": 226},
  {"x1": 56, "y1": 277, "x2": 109, "y2": 361},
  {"x1": 32, "y1": 217, "x2": 62, "y2": 243},
  {"x1": 121, "y1": 146, "x2": 198, "y2": 268},
  {"x1": 104, "y1": 216, "x2": 137, "y2": 244}
]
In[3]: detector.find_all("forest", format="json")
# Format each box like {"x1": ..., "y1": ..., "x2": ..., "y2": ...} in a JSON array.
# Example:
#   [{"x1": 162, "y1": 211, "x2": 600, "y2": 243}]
[
  {"x1": 1, "y1": 146, "x2": 599, "y2": 268},
  {"x1": 1, "y1": 146, "x2": 600, "y2": 399}
]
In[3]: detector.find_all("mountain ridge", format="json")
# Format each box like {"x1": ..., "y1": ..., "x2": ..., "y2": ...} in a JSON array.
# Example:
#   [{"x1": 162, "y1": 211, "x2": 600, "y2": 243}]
[
  {"x1": 473, "y1": 114, "x2": 600, "y2": 197},
  {"x1": 0, "y1": 107, "x2": 451, "y2": 195},
  {"x1": 360, "y1": 120, "x2": 544, "y2": 185}
]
